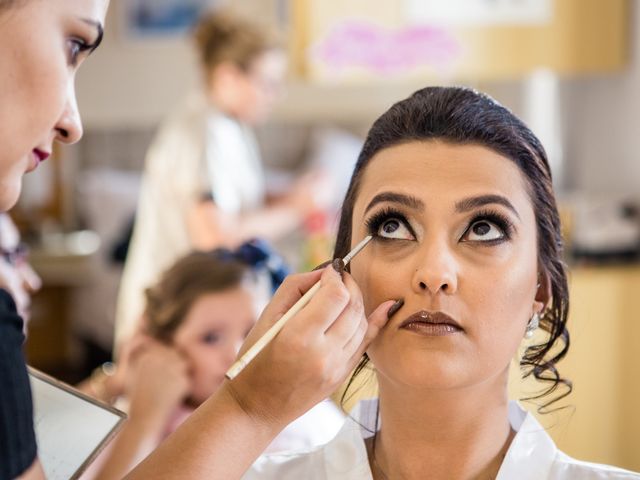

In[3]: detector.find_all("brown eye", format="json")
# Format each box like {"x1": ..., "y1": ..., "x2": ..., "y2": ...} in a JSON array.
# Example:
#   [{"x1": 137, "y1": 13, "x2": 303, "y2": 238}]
[
  {"x1": 382, "y1": 220, "x2": 400, "y2": 234},
  {"x1": 377, "y1": 218, "x2": 413, "y2": 240},
  {"x1": 67, "y1": 38, "x2": 90, "y2": 66},
  {"x1": 473, "y1": 222, "x2": 491, "y2": 236},
  {"x1": 464, "y1": 220, "x2": 504, "y2": 242}
]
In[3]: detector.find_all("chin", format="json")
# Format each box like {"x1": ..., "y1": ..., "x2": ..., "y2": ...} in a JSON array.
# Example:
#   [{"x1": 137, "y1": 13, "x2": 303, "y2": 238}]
[
  {"x1": 0, "y1": 180, "x2": 22, "y2": 212},
  {"x1": 373, "y1": 351, "x2": 472, "y2": 391}
]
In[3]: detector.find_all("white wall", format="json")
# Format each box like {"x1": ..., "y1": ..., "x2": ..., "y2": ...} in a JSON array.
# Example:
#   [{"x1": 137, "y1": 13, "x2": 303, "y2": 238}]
[
  {"x1": 76, "y1": 0, "x2": 283, "y2": 129},
  {"x1": 76, "y1": 1, "x2": 640, "y2": 195},
  {"x1": 562, "y1": 1, "x2": 640, "y2": 195},
  {"x1": 76, "y1": 4, "x2": 200, "y2": 129}
]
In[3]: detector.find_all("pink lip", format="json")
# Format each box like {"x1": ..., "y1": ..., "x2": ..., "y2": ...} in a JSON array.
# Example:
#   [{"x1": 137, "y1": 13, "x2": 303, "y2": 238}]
[
  {"x1": 33, "y1": 149, "x2": 50, "y2": 162},
  {"x1": 399, "y1": 310, "x2": 463, "y2": 336},
  {"x1": 27, "y1": 149, "x2": 50, "y2": 173}
]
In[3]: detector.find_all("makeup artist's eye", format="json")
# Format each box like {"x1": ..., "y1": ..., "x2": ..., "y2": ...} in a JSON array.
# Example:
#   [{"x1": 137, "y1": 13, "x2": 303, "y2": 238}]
[
  {"x1": 461, "y1": 211, "x2": 513, "y2": 243},
  {"x1": 365, "y1": 208, "x2": 415, "y2": 241},
  {"x1": 67, "y1": 38, "x2": 91, "y2": 67}
]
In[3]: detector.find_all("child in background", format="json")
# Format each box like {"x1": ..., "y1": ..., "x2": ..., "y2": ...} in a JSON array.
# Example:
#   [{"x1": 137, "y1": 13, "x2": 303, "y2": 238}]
[{"x1": 84, "y1": 247, "x2": 344, "y2": 480}]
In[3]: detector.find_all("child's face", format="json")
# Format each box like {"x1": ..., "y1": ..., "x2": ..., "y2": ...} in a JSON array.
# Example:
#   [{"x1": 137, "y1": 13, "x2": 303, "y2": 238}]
[{"x1": 172, "y1": 286, "x2": 258, "y2": 405}]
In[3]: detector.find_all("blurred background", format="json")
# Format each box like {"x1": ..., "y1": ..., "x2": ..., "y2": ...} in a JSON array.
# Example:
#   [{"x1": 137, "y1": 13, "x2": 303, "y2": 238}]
[{"x1": 12, "y1": 0, "x2": 639, "y2": 471}]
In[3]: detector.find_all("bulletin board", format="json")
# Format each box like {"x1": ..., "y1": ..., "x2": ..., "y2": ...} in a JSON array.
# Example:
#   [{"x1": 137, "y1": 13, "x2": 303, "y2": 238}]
[{"x1": 289, "y1": 0, "x2": 629, "y2": 83}]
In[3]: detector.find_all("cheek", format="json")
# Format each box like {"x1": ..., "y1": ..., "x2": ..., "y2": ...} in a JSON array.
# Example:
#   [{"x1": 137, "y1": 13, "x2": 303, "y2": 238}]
[
  {"x1": 351, "y1": 248, "x2": 407, "y2": 315},
  {"x1": 0, "y1": 34, "x2": 65, "y2": 185},
  {"x1": 470, "y1": 245, "x2": 538, "y2": 363}
]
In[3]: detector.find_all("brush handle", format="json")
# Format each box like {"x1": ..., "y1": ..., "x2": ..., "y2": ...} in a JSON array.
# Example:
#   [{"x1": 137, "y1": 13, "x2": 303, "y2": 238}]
[{"x1": 225, "y1": 280, "x2": 322, "y2": 380}]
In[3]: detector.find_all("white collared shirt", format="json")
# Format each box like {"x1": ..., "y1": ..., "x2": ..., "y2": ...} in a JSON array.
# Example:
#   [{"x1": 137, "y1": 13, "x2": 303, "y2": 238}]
[{"x1": 245, "y1": 400, "x2": 640, "y2": 479}]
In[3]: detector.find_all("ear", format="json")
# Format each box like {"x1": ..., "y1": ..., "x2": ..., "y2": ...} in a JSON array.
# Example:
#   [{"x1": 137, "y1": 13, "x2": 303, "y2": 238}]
[{"x1": 533, "y1": 270, "x2": 552, "y2": 314}]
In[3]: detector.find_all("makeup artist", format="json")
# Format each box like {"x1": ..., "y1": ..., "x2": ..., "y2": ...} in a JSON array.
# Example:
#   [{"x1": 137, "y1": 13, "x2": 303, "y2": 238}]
[
  {"x1": 126, "y1": 87, "x2": 640, "y2": 479},
  {"x1": 0, "y1": 0, "x2": 108, "y2": 477}
]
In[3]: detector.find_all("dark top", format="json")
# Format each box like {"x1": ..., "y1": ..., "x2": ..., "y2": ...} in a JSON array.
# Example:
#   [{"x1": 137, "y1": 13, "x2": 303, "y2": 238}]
[{"x1": 0, "y1": 289, "x2": 36, "y2": 479}]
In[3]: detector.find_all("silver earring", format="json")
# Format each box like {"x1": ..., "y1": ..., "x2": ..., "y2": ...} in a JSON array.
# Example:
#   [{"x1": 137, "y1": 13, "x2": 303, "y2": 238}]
[{"x1": 525, "y1": 312, "x2": 540, "y2": 339}]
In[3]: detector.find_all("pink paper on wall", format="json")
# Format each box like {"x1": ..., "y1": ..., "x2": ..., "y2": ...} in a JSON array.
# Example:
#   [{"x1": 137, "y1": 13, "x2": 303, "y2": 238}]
[{"x1": 311, "y1": 21, "x2": 460, "y2": 76}]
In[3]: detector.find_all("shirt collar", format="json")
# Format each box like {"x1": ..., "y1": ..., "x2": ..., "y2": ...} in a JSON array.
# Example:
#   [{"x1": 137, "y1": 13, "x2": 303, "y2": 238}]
[
  {"x1": 323, "y1": 399, "x2": 558, "y2": 480},
  {"x1": 496, "y1": 402, "x2": 557, "y2": 479}
]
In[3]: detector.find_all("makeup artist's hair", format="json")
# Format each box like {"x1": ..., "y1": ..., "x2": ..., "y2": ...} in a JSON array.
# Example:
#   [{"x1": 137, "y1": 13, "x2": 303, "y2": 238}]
[
  {"x1": 193, "y1": 8, "x2": 280, "y2": 77},
  {"x1": 335, "y1": 86, "x2": 571, "y2": 412},
  {"x1": 144, "y1": 251, "x2": 252, "y2": 343}
]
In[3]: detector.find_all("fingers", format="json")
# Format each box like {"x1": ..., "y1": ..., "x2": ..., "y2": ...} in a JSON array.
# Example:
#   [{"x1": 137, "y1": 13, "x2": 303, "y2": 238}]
[
  {"x1": 346, "y1": 299, "x2": 396, "y2": 364},
  {"x1": 288, "y1": 266, "x2": 351, "y2": 334},
  {"x1": 238, "y1": 270, "x2": 325, "y2": 357},
  {"x1": 323, "y1": 273, "x2": 365, "y2": 343},
  {"x1": 260, "y1": 270, "x2": 324, "y2": 323}
]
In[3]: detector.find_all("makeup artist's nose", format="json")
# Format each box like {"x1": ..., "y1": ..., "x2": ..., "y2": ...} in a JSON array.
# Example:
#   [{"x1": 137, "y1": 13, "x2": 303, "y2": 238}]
[
  {"x1": 412, "y1": 239, "x2": 458, "y2": 296},
  {"x1": 54, "y1": 82, "x2": 83, "y2": 145}
]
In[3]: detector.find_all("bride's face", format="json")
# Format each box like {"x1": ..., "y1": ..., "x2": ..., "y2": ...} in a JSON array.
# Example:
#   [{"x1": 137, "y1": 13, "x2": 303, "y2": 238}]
[{"x1": 349, "y1": 141, "x2": 546, "y2": 392}]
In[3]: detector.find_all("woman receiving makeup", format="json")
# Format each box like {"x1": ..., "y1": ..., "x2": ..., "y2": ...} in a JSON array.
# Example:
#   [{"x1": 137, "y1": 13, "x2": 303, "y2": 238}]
[{"x1": 128, "y1": 87, "x2": 639, "y2": 479}]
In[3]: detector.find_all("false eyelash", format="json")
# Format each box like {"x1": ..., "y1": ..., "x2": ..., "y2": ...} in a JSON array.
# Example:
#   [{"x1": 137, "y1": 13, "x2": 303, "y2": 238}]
[
  {"x1": 364, "y1": 207, "x2": 416, "y2": 240},
  {"x1": 466, "y1": 209, "x2": 515, "y2": 242}
]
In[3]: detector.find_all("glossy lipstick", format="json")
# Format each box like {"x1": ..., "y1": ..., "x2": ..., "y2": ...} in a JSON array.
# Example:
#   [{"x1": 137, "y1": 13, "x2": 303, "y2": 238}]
[
  {"x1": 33, "y1": 149, "x2": 50, "y2": 162},
  {"x1": 27, "y1": 149, "x2": 51, "y2": 173},
  {"x1": 399, "y1": 311, "x2": 463, "y2": 337}
]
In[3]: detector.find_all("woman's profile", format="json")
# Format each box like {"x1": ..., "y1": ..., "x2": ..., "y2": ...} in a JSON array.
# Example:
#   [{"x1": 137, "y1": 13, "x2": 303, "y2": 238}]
[{"x1": 0, "y1": 1, "x2": 108, "y2": 478}]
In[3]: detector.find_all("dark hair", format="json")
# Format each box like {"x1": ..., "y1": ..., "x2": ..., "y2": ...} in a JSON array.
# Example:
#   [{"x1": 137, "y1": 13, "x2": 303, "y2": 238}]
[
  {"x1": 144, "y1": 250, "x2": 251, "y2": 343},
  {"x1": 193, "y1": 8, "x2": 280, "y2": 76},
  {"x1": 335, "y1": 86, "x2": 571, "y2": 412}
]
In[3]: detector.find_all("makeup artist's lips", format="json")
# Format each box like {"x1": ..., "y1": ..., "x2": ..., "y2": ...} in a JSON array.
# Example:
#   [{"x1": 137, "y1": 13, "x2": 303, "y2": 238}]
[
  {"x1": 399, "y1": 311, "x2": 463, "y2": 337},
  {"x1": 27, "y1": 149, "x2": 50, "y2": 173}
]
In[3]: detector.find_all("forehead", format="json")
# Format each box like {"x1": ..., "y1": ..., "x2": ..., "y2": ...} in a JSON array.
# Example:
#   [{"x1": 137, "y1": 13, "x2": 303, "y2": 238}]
[
  {"x1": 180, "y1": 288, "x2": 257, "y2": 330},
  {"x1": 353, "y1": 141, "x2": 533, "y2": 216},
  {"x1": 62, "y1": 0, "x2": 109, "y2": 22}
]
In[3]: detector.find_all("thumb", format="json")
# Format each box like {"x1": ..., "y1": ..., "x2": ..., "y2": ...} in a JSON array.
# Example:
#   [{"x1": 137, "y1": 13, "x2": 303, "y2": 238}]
[{"x1": 350, "y1": 299, "x2": 402, "y2": 362}]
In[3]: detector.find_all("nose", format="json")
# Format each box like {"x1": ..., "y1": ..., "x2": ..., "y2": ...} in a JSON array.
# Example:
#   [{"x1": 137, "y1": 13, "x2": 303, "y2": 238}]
[
  {"x1": 54, "y1": 82, "x2": 83, "y2": 145},
  {"x1": 411, "y1": 237, "x2": 458, "y2": 296}
]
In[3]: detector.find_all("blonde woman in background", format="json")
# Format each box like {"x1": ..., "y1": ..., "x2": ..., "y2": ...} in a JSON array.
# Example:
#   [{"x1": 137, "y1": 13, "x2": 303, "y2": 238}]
[{"x1": 116, "y1": 8, "x2": 320, "y2": 349}]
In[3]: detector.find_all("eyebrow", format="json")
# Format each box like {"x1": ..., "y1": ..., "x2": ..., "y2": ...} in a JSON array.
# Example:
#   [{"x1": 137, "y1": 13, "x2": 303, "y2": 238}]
[
  {"x1": 363, "y1": 191, "x2": 520, "y2": 219},
  {"x1": 81, "y1": 18, "x2": 104, "y2": 52},
  {"x1": 364, "y1": 192, "x2": 425, "y2": 214},
  {"x1": 455, "y1": 194, "x2": 520, "y2": 219}
]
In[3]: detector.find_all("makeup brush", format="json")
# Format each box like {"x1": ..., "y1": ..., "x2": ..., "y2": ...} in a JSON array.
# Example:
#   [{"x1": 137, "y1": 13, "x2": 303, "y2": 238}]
[{"x1": 225, "y1": 235, "x2": 373, "y2": 380}]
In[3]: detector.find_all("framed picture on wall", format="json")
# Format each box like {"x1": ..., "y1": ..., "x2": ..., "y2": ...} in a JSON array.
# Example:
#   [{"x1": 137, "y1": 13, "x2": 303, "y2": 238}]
[{"x1": 124, "y1": 0, "x2": 218, "y2": 37}]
